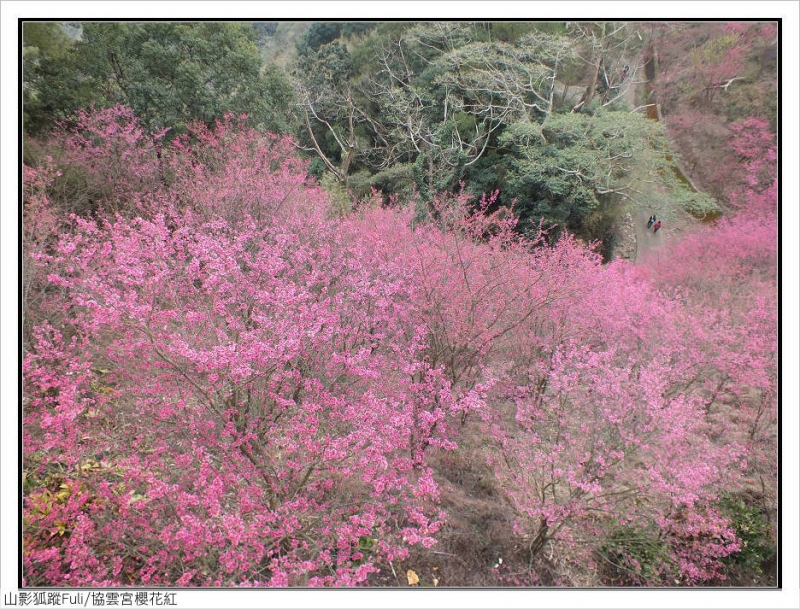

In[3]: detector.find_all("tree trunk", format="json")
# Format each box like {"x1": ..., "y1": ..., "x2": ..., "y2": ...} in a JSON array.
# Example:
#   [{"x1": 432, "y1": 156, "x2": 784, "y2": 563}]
[
  {"x1": 339, "y1": 92, "x2": 357, "y2": 187},
  {"x1": 573, "y1": 52, "x2": 603, "y2": 113},
  {"x1": 528, "y1": 518, "x2": 550, "y2": 557}
]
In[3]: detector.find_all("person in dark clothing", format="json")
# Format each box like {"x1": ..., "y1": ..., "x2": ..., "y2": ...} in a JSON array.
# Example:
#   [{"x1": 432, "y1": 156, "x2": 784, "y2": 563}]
[
  {"x1": 647, "y1": 214, "x2": 656, "y2": 229},
  {"x1": 653, "y1": 220, "x2": 662, "y2": 234}
]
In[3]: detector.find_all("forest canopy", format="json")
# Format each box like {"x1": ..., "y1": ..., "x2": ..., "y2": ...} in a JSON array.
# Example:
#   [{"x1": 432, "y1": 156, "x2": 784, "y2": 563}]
[{"x1": 22, "y1": 20, "x2": 729, "y2": 246}]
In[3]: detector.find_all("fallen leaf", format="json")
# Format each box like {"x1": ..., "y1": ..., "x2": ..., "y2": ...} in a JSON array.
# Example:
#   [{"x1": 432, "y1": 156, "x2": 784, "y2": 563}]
[{"x1": 406, "y1": 569, "x2": 419, "y2": 586}]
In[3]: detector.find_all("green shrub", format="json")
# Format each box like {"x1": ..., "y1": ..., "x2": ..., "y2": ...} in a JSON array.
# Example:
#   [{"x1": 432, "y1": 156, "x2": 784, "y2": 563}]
[
  {"x1": 673, "y1": 189, "x2": 722, "y2": 219},
  {"x1": 319, "y1": 171, "x2": 353, "y2": 218},
  {"x1": 717, "y1": 492, "x2": 776, "y2": 575},
  {"x1": 597, "y1": 525, "x2": 675, "y2": 586}
]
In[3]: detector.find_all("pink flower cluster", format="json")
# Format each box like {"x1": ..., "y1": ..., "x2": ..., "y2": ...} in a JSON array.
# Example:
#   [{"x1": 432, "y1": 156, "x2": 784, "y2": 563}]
[{"x1": 22, "y1": 106, "x2": 776, "y2": 586}]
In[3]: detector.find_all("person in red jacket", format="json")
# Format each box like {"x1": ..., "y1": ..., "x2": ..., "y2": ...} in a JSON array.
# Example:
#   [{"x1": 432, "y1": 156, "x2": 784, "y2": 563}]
[{"x1": 653, "y1": 220, "x2": 662, "y2": 234}]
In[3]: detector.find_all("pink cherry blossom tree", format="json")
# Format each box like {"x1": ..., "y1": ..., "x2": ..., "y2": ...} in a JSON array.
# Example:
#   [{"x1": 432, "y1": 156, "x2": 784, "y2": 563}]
[
  {"x1": 483, "y1": 256, "x2": 754, "y2": 584},
  {"x1": 23, "y1": 105, "x2": 777, "y2": 587},
  {"x1": 24, "y1": 113, "x2": 463, "y2": 586}
]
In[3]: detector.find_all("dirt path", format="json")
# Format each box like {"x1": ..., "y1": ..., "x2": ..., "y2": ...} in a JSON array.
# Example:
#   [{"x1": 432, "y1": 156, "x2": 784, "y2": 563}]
[
  {"x1": 619, "y1": 76, "x2": 693, "y2": 264},
  {"x1": 613, "y1": 76, "x2": 671, "y2": 264},
  {"x1": 623, "y1": 76, "x2": 664, "y2": 263},
  {"x1": 633, "y1": 210, "x2": 665, "y2": 262}
]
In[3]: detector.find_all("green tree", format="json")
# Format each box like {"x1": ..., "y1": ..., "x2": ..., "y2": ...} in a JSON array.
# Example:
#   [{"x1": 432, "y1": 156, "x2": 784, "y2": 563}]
[
  {"x1": 431, "y1": 33, "x2": 576, "y2": 123},
  {"x1": 23, "y1": 22, "x2": 83, "y2": 134},
  {"x1": 296, "y1": 21, "x2": 342, "y2": 55},
  {"x1": 489, "y1": 22, "x2": 539, "y2": 43},
  {"x1": 293, "y1": 41, "x2": 363, "y2": 185},
  {"x1": 27, "y1": 22, "x2": 294, "y2": 135},
  {"x1": 566, "y1": 22, "x2": 642, "y2": 113},
  {"x1": 498, "y1": 108, "x2": 712, "y2": 239},
  {"x1": 354, "y1": 23, "x2": 508, "y2": 198},
  {"x1": 340, "y1": 22, "x2": 377, "y2": 39}
]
